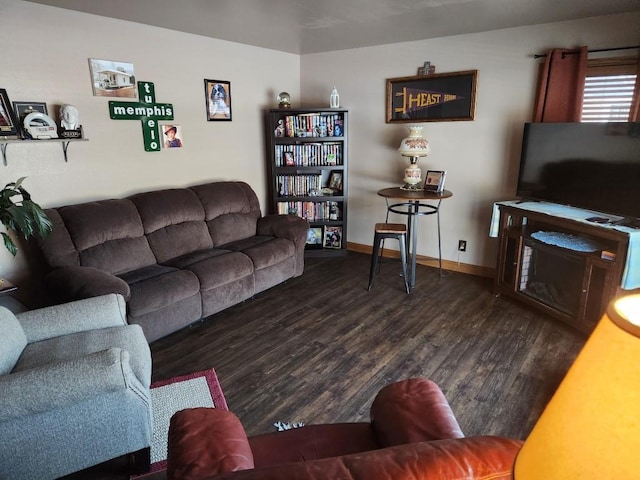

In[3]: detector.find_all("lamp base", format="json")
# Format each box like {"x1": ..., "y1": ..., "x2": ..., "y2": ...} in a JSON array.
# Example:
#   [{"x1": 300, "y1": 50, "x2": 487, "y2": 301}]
[{"x1": 400, "y1": 183, "x2": 423, "y2": 191}]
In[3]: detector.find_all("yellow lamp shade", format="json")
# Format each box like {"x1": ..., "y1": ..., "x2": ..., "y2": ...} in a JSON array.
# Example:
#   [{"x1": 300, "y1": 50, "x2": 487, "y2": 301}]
[{"x1": 514, "y1": 294, "x2": 640, "y2": 479}]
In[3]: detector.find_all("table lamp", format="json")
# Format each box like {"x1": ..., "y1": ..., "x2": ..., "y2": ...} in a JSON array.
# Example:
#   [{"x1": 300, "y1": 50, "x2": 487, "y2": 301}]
[
  {"x1": 398, "y1": 125, "x2": 430, "y2": 190},
  {"x1": 513, "y1": 293, "x2": 640, "y2": 478}
]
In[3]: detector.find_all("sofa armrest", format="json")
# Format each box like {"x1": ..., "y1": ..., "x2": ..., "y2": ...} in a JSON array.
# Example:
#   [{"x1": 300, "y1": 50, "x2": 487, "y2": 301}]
[
  {"x1": 168, "y1": 436, "x2": 522, "y2": 480},
  {"x1": 370, "y1": 377, "x2": 464, "y2": 447},
  {"x1": 45, "y1": 265, "x2": 131, "y2": 304},
  {"x1": 168, "y1": 408, "x2": 255, "y2": 480},
  {"x1": 17, "y1": 293, "x2": 128, "y2": 343},
  {"x1": 0, "y1": 348, "x2": 149, "y2": 422},
  {"x1": 257, "y1": 215, "x2": 309, "y2": 248}
]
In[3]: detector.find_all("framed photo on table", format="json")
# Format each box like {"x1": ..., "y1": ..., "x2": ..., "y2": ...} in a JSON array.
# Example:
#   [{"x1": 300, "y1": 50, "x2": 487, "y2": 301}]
[
  {"x1": 306, "y1": 227, "x2": 323, "y2": 249},
  {"x1": 0, "y1": 89, "x2": 19, "y2": 138},
  {"x1": 323, "y1": 225, "x2": 342, "y2": 249},
  {"x1": 424, "y1": 170, "x2": 446, "y2": 192},
  {"x1": 386, "y1": 70, "x2": 477, "y2": 123}
]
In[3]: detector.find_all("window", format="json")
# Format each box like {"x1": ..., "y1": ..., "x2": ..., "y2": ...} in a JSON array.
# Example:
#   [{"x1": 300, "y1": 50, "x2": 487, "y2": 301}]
[{"x1": 581, "y1": 56, "x2": 639, "y2": 122}]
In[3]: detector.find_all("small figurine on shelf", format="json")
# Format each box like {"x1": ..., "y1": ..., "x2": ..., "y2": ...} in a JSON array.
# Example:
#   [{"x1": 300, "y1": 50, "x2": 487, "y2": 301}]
[
  {"x1": 59, "y1": 104, "x2": 83, "y2": 139},
  {"x1": 329, "y1": 86, "x2": 340, "y2": 108},
  {"x1": 277, "y1": 92, "x2": 291, "y2": 109},
  {"x1": 274, "y1": 119, "x2": 285, "y2": 137}
]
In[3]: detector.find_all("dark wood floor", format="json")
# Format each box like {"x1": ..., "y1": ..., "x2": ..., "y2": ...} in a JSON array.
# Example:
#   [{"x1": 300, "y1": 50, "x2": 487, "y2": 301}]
[{"x1": 65, "y1": 252, "x2": 586, "y2": 479}]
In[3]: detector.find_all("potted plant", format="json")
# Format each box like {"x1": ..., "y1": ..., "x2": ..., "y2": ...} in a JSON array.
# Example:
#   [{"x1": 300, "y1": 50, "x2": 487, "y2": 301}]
[{"x1": 0, "y1": 177, "x2": 53, "y2": 256}]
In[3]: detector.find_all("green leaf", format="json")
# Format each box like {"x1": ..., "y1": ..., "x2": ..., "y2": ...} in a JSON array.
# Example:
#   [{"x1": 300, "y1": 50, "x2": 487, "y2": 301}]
[
  {"x1": 1, "y1": 232, "x2": 17, "y2": 256},
  {"x1": 0, "y1": 177, "x2": 52, "y2": 255}
]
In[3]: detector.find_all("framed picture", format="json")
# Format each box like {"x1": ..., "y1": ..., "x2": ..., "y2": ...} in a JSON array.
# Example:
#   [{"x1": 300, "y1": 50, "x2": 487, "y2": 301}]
[
  {"x1": 329, "y1": 171, "x2": 343, "y2": 192},
  {"x1": 386, "y1": 70, "x2": 478, "y2": 123},
  {"x1": 424, "y1": 170, "x2": 446, "y2": 192},
  {"x1": 306, "y1": 227, "x2": 323, "y2": 248},
  {"x1": 323, "y1": 225, "x2": 342, "y2": 249},
  {"x1": 0, "y1": 89, "x2": 19, "y2": 138},
  {"x1": 12, "y1": 101, "x2": 48, "y2": 137},
  {"x1": 204, "y1": 79, "x2": 232, "y2": 121},
  {"x1": 88, "y1": 59, "x2": 137, "y2": 98},
  {"x1": 161, "y1": 124, "x2": 183, "y2": 149}
]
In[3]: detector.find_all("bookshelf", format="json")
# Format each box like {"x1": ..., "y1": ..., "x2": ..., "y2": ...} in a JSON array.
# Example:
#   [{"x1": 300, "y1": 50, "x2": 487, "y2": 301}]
[{"x1": 265, "y1": 108, "x2": 348, "y2": 257}]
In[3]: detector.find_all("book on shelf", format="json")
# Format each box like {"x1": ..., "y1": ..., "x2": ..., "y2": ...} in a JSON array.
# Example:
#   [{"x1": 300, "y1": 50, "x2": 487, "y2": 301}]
[
  {"x1": 277, "y1": 201, "x2": 342, "y2": 222},
  {"x1": 282, "y1": 112, "x2": 344, "y2": 138},
  {"x1": 274, "y1": 143, "x2": 342, "y2": 167}
]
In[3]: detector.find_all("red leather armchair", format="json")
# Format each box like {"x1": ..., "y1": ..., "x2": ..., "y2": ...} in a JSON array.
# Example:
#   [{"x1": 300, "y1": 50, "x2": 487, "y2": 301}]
[{"x1": 167, "y1": 378, "x2": 522, "y2": 480}]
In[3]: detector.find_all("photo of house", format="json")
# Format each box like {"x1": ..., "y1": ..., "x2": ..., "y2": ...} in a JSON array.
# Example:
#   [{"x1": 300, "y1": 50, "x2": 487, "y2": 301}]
[{"x1": 89, "y1": 58, "x2": 136, "y2": 97}]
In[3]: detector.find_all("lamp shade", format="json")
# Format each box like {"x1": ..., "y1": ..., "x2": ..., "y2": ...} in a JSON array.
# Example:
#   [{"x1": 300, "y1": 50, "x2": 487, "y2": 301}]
[
  {"x1": 513, "y1": 294, "x2": 640, "y2": 479},
  {"x1": 398, "y1": 125, "x2": 430, "y2": 157}
]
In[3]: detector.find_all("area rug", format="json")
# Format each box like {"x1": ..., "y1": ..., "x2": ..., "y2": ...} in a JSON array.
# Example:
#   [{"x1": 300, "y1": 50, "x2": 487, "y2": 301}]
[{"x1": 135, "y1": 368, "x2": 228, "y2": 477}]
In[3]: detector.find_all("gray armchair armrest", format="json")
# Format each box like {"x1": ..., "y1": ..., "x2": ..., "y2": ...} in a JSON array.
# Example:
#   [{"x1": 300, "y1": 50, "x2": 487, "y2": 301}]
[
  {"x1": 45, "y1": 265, "x2": 131, "y2": 304},
  {"x1": 17, "y1": 293, "x2": 128, "y2": 343},
  {"x1": 257, "y1": 214, "x2": 309, "y2": 251},
  {"x1": 0, "y1": 348, "x2": 149, "y2": 423}
]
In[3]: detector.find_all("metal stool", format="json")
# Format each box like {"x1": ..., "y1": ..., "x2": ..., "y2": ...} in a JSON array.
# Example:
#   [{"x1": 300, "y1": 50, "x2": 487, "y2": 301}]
[{"x1": 367, "y1": 223, "x2": 410, "y2": 294}]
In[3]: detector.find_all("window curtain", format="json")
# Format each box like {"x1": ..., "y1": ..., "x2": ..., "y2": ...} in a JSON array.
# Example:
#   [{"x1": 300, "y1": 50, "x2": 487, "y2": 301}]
[
  {"x1": 630, "y1": 55, "x2": 640, "y2": 122},
  {"x1": 533, "y1": 46, "x2": 588, "y2": 122}
]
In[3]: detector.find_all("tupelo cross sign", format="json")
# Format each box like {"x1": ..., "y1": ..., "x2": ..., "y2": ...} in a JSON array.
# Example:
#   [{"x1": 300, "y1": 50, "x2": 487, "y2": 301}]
[{"x1": 109, "y1": 81, "x2": 174, "y2": 151}]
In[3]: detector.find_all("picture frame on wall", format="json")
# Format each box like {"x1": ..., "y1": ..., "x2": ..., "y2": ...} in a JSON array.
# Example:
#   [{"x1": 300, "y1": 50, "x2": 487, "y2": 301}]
[
  {"x1": 204, "y1": 79, "x2": 232, "y2": 121},
  {"x1": 0, "y1": 89, "x2": 19, "y2": 138},
  {"x1": 12, "y1": 101, "x2": 48, "y2": 137},
  {"x1": 160, "y1": 124, "x2": 184, "y2": 149},
  {"x1": 323, "y1": 225, "x2": 342, "y2": 249},
  {"x1": 88, "y1": 59, "x2": 137, "y2": 98},
  {"x1": 386, "y1": 70, "x2": 478, "y2": 123}
]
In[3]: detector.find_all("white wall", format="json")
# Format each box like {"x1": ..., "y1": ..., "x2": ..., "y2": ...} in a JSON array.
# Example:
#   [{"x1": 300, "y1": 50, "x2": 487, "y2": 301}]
[
  {"x1": 0, "y1": 0, "x2": 299, "y2": 294},
  {"x1": 301, "y1": 12, "x2": 640, "y2": 269}
]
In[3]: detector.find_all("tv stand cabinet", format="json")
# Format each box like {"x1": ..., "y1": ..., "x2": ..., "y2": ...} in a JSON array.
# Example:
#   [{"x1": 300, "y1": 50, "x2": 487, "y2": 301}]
[{"x1": 494, "y1": 202, "x2": 630, "y2": 334}]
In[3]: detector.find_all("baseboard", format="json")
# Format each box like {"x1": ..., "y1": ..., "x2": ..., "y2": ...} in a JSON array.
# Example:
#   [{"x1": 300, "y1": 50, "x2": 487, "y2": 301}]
[{"x1": 346, "y1": 242, "x2": 494, "y2": 278}]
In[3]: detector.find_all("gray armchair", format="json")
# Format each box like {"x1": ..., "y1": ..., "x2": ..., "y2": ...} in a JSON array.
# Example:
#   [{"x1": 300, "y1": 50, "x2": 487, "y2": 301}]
[{"x1": 0, "y1": 294, "x2": 152, "y2": 480}]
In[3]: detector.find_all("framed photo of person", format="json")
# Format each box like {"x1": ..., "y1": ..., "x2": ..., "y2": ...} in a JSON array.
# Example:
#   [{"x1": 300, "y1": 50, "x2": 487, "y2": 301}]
[
  {"x1": 204, "y1": 79, "x2": 232, "y2": 121},
  {"x1": 328, "y1": 171, "x2": 343, "y2": 192},
  {"x1": 0, "y1": 89, "x2": 19, "y2": 138},
  {"x1": 323, "y1": 225, "x2": 342, "y2": 249},
  {"x1": 423, "y1": 170, "x2": 446, "y2": 192}
]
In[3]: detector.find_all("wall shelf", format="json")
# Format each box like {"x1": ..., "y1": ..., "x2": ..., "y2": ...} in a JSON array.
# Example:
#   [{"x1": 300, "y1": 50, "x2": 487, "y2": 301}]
[{"x1": 0, "y1": 138, "x2": 89, "y2": 165}]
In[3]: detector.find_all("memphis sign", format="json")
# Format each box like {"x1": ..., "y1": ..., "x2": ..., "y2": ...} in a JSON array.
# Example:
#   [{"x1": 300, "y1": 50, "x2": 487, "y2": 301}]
[{"x1": 109, "y1": 81, "x2": 174, "y2": 151}]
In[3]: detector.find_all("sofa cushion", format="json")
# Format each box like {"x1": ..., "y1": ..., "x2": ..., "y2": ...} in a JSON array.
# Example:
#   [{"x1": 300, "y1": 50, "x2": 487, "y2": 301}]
[
  {"x1": 191, "y1": 182, "x2": 261, "y2": 246},
  {"x1": 38, "y1": 209, "x2": 81, "y2": 268},
  {"x1": 186, "y1": 252, "x2": 254, "y2": 291},
  {"x1": 119, "y1": 265, "x2": 201, "y2": 318},
  {"x1": 57, "y1": 199, "x2": 157, "y2": 275},
  {"x1": 162, "y1": 248, "x2": 232, "y2": 269},
  {"x1": 227, "y1": 237, "x2": 295, "y2": 270},
  {"x1": 130, "y1": 189, "x2": 213, "y2": 263},
  {"x1": 13, "y1": 324, "x2": 151, "y2": 387},
  {"x1": 0, "y1": 308, "x2": 27, "y2": 375}
]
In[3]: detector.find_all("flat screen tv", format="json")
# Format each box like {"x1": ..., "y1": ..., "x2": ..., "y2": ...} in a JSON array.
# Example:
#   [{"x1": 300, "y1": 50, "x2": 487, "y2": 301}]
[{"x1": 517, "y1": 122, "x2": 640, "y2": 222}]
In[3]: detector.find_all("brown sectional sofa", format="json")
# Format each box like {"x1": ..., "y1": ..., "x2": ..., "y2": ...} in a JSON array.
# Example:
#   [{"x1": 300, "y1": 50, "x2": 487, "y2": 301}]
[{"x1": 37, "y1": 181, "x2": 309, "y2": 342}]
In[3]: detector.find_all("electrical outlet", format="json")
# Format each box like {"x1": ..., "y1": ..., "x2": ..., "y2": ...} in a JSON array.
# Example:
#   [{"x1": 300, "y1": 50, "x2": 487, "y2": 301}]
[{"x1": 458, "y1": 240, "x2": 467, "y2": 252}]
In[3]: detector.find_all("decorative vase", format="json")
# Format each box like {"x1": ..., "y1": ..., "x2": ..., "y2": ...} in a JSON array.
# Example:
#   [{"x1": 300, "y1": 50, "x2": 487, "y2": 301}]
[{"x1": 330, "y1": 87, "x2": 340, "y2": 108}]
